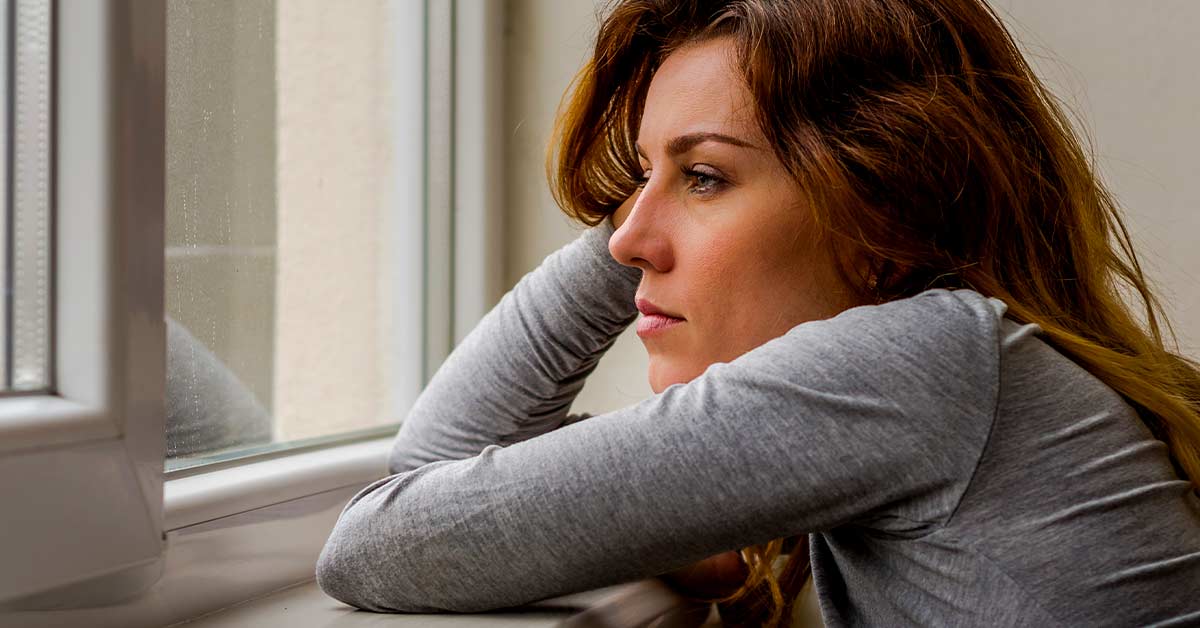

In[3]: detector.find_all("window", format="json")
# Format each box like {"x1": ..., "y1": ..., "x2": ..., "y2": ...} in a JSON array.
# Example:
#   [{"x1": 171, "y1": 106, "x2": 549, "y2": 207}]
[
  {"x1": 163, "y1": 0, "x2": 429, "y2": 468},
  {"x1": 0, "y1": 1, "x2": 503, "y2": 623}
]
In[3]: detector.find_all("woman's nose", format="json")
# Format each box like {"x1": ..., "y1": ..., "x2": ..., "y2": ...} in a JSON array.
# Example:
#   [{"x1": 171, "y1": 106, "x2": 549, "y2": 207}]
[{"x1": 609, "y1": 187, "x2": 674, "y2": 274}]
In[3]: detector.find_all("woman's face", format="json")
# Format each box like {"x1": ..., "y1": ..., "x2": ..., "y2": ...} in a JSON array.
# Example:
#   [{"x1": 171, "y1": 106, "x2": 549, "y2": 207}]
[{"x1": 610, "y1": 36, "x2": 865, "y2": 393}]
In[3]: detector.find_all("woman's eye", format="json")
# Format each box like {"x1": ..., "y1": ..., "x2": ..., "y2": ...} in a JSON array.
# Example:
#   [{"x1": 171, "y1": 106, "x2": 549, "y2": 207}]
[
  {"x1": 636, "y1": 170, "x2": 651, "y2": 188},
  {"x1": 684, "y1": 167, "x2": 726, "y2": 196}
]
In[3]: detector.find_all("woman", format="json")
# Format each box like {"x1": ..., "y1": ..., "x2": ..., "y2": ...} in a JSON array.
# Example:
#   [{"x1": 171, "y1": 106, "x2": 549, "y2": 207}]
[{"x1": 317, "y1": 0, "x2": 1200, "y2": 625}]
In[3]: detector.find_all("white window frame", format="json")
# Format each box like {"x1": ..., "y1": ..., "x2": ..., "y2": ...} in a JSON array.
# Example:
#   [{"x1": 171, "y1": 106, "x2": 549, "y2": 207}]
[
  {"x1": 0, "y1": 0, "x2": 168, "y2": 610},
  {"x1": 0, "y1": 0, "x2": 505, "y2": 625}
]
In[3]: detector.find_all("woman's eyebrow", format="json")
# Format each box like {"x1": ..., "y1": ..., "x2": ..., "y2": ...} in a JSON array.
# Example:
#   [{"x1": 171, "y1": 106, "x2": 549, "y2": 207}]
[{"x1": 635, "y1": 132, "x2": 761, "y2": 160}]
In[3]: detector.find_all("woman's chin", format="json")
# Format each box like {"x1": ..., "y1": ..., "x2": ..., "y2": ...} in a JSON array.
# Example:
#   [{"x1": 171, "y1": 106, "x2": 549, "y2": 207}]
[{"x1": 647, "y1": 358, "x2": 704, "y2": 394}]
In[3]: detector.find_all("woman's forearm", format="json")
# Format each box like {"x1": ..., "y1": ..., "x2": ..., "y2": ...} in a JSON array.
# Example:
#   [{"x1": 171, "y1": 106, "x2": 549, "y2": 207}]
[{"x1": 387, "y1": 220, "x2": 640, "y2": 474}]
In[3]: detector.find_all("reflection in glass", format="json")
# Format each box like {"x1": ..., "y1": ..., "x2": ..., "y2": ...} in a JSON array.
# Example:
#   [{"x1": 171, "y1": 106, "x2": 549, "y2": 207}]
[{"x1": 165, "y1": 0, "x2": 425, "y2": 464}]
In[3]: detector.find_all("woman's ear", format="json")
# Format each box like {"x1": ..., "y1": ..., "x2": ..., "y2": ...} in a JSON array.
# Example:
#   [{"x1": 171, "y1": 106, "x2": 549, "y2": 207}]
[{"x1": 611, "y1": 190, "x2": 639, "y2": 229}]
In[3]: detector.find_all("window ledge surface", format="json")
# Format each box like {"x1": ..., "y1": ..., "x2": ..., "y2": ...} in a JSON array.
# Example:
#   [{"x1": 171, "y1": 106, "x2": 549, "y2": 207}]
[
  {"x1": 164, "y1": 437, "x2": 393, "y2": 530},
  {"x1": 179, "y1": 579, "x2": 706, "y2": 628}
]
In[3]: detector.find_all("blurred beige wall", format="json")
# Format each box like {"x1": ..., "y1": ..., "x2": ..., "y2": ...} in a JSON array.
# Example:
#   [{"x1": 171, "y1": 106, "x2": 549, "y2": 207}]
[
  {"x1": 273, "y1": 1, "x2": 400, "y2": 440},
  {"x1": 992, "y1": 0, "x2": 1200, "y2": 357},
  {"x1": 501, "y1": 0, "x2": 1200, "y2": 421}
]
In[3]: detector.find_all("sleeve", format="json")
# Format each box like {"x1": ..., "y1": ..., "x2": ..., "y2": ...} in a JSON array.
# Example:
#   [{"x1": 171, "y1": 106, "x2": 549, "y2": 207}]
[
  {"x1": 386, "y1": 221, "x2": 640, "y2": 474},
  {"x1": 315, "y1": 289, "x2": 1002, "y2": 613}
]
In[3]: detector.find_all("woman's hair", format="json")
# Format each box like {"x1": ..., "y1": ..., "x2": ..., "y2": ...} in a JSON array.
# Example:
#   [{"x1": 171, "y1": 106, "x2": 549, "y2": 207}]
[{"x1": 549, "y1": 0, "x2": 1200, "y2": 625}]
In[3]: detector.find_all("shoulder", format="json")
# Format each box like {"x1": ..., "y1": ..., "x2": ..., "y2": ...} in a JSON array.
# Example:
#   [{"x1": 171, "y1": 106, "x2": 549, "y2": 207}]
[
  {"x1": 843, "y1": 287, "x2": 1001, "y2": 390},
  {"x1": 705, "y1": 287, "x2": 1005, "y2": 434},
  {"x1": 737, "y1": 288, "x2": 1004, "y2": 387},
  {"x1": 830, "y1": 287, "x2": 1006, "y2": 341}
]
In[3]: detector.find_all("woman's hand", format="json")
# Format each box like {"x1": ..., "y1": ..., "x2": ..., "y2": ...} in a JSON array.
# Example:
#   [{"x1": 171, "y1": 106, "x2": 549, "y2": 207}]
[{"x1": 659, "y1": 550, "x2": 748, "y2": 600}]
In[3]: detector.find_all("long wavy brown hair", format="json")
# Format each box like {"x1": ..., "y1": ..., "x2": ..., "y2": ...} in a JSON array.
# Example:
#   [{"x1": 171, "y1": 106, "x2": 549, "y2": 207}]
[{"x1": 548, "y1": 0, "x2": 1200, "y2": 625}]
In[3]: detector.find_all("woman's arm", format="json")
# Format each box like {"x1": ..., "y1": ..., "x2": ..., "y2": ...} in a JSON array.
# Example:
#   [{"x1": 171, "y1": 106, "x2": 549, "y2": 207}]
[
  {"x1": 316, "y1": 289, "x2": 1001, "y2": 613},
  {"x1": 387, "y1": 218, "x2": 640, "y2": 474}
]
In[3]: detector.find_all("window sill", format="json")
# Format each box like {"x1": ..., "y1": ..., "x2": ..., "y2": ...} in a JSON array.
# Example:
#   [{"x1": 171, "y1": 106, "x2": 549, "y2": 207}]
[
  {"x1": 179, "y1": 578, "x2": 714, "y2": 628},
  {"x1": 164, "y1": 436, "x2": 393, "y2": 530}
]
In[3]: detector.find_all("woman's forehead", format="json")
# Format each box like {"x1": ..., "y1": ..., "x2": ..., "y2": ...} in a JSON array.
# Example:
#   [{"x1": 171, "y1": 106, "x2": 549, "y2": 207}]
[{"x1": 638, "y1": 37, "x2": 761, "y2": 152}]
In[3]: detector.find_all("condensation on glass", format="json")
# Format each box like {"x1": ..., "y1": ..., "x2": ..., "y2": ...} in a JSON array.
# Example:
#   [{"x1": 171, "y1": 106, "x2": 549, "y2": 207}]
[
  {"x1": 164, "y1": 0, "x2": 427, "y2": 467},
  {"x1": 0, "y1": 0, "x2": 53, "y2": 393}
]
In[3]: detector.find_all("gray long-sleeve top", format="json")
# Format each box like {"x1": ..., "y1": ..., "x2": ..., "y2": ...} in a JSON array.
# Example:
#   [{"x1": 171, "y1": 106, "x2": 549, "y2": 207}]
[{"x1": 316, "y1": 222, "x2": 1200, "y2": 626}]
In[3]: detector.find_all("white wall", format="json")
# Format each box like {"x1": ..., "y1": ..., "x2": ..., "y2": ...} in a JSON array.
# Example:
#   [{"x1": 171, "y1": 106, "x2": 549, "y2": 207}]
[
  {"x1": 993, "y1": 0, "x2": 1200, "y2": 357},
  {"x1": 501, "y1": 0, "x2": 1200, "y2": 417}
]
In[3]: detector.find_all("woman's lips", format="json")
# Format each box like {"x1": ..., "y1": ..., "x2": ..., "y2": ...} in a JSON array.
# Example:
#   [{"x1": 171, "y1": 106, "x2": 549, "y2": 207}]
[
  {"x1": 634, "y1": 297, "x2": 685, "y2": 337},
  {"x1": 636, "y1": 313, "x2": 685, "y2": 337}
]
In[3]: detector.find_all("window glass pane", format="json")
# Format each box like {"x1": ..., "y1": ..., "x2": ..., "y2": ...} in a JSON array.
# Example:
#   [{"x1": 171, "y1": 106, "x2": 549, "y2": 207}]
[
  {"x1": 5, "y1": 0, "x2": 52, "y2": 393},
  {"x1": 164, "y1": 0, "x2": 426, "y2": 466}
]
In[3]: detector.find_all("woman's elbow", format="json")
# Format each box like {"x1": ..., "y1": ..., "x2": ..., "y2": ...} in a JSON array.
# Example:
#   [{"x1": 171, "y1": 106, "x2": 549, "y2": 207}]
[
  {"x1": 315, "y1": 467, "x2": 507, "y2": 613},
  {"x1": 315, "y1": 516, "x2": 411, "y2": 612},
  {"x1": 315, "y1": 532, "x2": 387, "y2": 612},
  {"x1": 315, "y1": 505, "x2": 462, "y2": 613}
]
